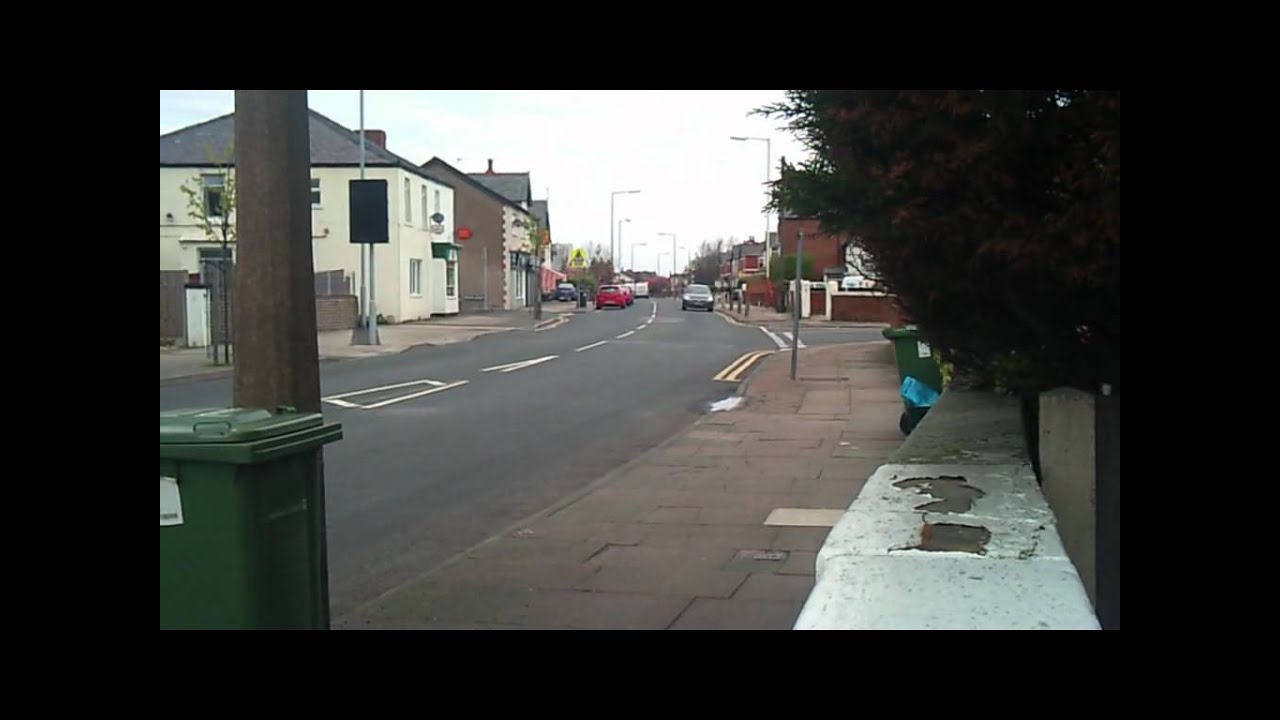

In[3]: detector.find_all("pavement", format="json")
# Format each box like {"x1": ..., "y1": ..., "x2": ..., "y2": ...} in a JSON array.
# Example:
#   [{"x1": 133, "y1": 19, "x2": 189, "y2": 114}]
[
  {"x1": 717, "y1": 303, "x2": 891, "y2": 330},
  {"x1": 160, "y1": 306, "x2": 580, "y2": 384},
  {"x1": 161, "y1": 298, "x2": 779, "y2": 622},
  {"x1": 335, "y1": 338, "x2": 904, "y2": 630}
]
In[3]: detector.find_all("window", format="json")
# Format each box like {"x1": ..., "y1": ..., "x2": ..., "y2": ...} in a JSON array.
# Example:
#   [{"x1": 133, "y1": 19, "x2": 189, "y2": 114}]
[
  {"x1": 421, "y1": 185, "x2": 429, "y2": 227},
  {"x1": 201, "y1": 174, "x2": 226, "y2": 217},
  {"x1": 446, "y1": 261, "x2": 456, "y2": 298},
  {"x1": 404, "y1": 179, "x2": 412, "y2": 223},
  {"x1": 433, "y1": 189, "x2": 441, "y2": 217},
  {"x1": 409, "y1": 259, "x2": 423, "y2": 296},
  {"x1": 310, "y1": 178, "x2": 321, "y2": 206}
]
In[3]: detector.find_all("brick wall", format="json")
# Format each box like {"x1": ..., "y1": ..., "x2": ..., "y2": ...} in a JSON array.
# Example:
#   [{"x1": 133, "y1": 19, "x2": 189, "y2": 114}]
[
  {"x1": 830, "y1": 293, "x2": 909, "y2": 325},
  {"x1": 744, "y1": 275, "x2": 773, "y2": 306},
  {"x1": 422, "y1": 163, "x2": 507, "y2": 312},
  {"x1": 778, "y1": 217, "x2": 845, "y2": 274},
  {"x1": 809, "y1": 286, "x2": 826, "y2": 315},
  {"x1": 316, "y1": 295, "x2": 358, "y2": 331}
]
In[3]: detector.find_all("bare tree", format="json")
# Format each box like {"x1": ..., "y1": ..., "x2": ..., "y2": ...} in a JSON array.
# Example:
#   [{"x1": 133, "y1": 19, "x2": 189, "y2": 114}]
[{"x1": 179, "y1": 144, "x2": 236, "y2": 365}]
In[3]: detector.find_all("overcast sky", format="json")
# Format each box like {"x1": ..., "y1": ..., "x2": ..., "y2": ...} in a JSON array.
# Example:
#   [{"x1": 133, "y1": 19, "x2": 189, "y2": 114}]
[{"x1": 160, "y1": 90, "x2": 810, "y2": 274}]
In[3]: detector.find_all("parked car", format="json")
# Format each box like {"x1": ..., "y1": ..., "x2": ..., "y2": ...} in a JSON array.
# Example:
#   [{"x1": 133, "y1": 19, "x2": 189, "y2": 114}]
[
  {"x1": 634, "y1": 282, "x2": 650, "y2": 298},
  {"x1": 681, "y1": 283, "x2": 715, "y2": 312},
  {"x1": 596, "y1": 285, "x2": 629, "y2": 310},
  {"x1": 554, "y1": 283, "x2": 578, "y2": 302}
]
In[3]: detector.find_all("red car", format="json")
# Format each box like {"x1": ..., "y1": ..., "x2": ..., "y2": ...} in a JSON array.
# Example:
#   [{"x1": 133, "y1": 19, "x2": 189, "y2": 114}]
[
  {"x1": 596, "y1": 285, "x2": 629, "y2": 310},
  {"x1": 621, "y1": 286, "x2": 634, "y2": 306}
]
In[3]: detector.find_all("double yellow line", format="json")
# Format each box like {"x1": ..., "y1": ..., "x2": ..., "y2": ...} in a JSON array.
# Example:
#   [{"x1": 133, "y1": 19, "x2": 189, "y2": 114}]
[{"x1": 714, "y1": 350, "x2": 773, "y2": 382}]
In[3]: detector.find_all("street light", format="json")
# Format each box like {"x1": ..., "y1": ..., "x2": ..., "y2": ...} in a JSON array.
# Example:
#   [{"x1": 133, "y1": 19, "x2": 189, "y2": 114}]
[
  {"x1": 618, "y1": 218, "x2": 631, "y2": 272},
  {"x1": 730, "y1": 136, "x2": 772, "y2": 276},
  {"x1": 657, "y1": 232, "x2": 676, "y2": 278},
  {"x1": 610, "y1": 189, "x2": 640, "y2": 273},
  {"x1": 658, "y1": 251, "x2": 672, "y2": 277},
  {"x1": 631, "y1": 241, "x2": 646, "y2": 273}
]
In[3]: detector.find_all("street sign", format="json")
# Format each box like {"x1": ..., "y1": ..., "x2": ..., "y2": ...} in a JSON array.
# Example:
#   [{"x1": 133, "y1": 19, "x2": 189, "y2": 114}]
[
  {"x1": 430, "y1": 224, "x2": 445, "y2": 234},
  {"x1": 568, "y1": 247, "x2": 589, "y2": 269}
]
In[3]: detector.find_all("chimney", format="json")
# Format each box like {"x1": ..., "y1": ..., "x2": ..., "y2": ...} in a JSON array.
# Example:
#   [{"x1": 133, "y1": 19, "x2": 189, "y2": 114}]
[
  {"x1": 362, "y1": 129, "x2": 386, "y2": 149},
  {"x1": 486, "y1": 159, "x2": 494, "y2": 174}
]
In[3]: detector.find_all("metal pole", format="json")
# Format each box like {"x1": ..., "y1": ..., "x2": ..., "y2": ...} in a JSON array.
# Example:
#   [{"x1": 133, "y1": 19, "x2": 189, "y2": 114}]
[
  {"x1": 791, "y1": 231, "x2": 803, "y2": 380},
  {"x1": 618, "y1": 220, "x2": 623, "y2": 270},
  {"x1": 764, "y1": 139, "x2": 772, "y2": 278},
  {"x1": 362, "y1": 91, "x2": 379, "y2": 345},
  {"x1": 534, "y1": 250, "x2": 543, "y2": 321},
  {"x1": 610, "y1": 194, "x2": 615, "y2": 276},
  {"x1": 358, "y1": 92, "x2": 367, "y2": 333},
  {"x1": 483, "y1": 245, "x2": 489, "y2": 311}
]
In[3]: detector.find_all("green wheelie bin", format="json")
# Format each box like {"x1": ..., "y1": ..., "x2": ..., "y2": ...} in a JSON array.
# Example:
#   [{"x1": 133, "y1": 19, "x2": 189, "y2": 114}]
[
  {"x1": 882, "y1": 326, "x2": 944, "y2": 435},
  {"x1": 160, "y1": 407, "x2": 342, "y2": 630}
]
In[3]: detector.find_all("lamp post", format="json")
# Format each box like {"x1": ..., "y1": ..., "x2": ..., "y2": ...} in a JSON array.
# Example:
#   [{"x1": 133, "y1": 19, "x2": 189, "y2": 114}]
[
  {"x1": 657, "y1": 232, "x2": 676, "y2": 279},
  {"x1": 730, "y1": 136, "x2": 772, "y2": 277},
  {"x1": 610, "y1": 189, "x2": 640, "y2": 275},
  {"x1": 618, "y1": 217, "x2": 631, "y2": 274},
  {"x1": 631, "y1": 241, "x2": 646, "y2": 273},
  {"x1": 658, "y1": 251, "x2": 672, "y2": 277}
]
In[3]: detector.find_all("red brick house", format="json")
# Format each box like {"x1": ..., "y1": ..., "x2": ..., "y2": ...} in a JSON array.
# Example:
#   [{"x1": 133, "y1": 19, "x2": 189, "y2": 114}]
[{"x1": 777, "y1": 215, "x2": 847, "y2": 278}]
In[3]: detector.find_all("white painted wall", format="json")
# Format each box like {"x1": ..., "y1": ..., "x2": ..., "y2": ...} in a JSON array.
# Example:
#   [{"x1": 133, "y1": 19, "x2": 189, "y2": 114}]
[
  {"x1": 162, "y1": 165, "x2": 456, "y2": 325},
  {"x1": 795, "y1": 463, "x2": 1100, "y2": 630},
  {"x1": 159, "y1": 167, "x2": 238, "y2": 273}
]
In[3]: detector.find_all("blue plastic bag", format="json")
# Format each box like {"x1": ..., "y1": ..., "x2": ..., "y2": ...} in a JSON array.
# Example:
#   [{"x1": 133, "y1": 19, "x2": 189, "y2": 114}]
[{"x1": 901, "y1": 376, "x2": 940, "y2": 409}]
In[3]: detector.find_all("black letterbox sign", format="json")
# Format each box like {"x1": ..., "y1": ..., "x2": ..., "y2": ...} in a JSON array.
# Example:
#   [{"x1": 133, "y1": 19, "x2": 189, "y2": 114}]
[{"x1": 349, "y1": 179, "x2": 389, "y2": 244}]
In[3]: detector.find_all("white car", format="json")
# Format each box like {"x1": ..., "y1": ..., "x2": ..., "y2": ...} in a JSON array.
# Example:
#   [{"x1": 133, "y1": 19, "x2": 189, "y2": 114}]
[
  {"x1": 634, "y1": 282, "x2": 650, "y2": 298},
  {"x1": 841, "y1": 275, "x2": 870, "y2": 291}
]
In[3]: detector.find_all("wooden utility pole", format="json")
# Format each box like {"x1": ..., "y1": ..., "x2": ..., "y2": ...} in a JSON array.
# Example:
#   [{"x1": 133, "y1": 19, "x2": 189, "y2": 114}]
[{"x1": 232, "y1": 90, "x2": 321, "y2": 412}]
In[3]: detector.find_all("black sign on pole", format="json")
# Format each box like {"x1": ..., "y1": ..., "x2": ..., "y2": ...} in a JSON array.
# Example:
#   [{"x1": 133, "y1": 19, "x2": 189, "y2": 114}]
[{"x1": 349, "y1": 179, "x2": 389, "y2": 244}]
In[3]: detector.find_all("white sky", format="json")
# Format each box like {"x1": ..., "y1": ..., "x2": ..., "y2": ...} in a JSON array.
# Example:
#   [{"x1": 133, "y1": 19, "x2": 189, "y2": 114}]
[{"x1": 159, "y1": 90, "x2": 810, "y2": 274}]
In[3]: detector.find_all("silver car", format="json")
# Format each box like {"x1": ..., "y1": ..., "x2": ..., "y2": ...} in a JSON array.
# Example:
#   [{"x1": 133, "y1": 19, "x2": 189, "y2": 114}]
[{"x1": 681, "y1": 284, "x2": 715, "y2": 312}]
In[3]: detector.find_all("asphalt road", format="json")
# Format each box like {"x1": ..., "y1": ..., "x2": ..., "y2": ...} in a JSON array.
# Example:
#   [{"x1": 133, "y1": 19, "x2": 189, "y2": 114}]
[{"x1": 160, "y1": 297, "x2": 791, "y2": 621}]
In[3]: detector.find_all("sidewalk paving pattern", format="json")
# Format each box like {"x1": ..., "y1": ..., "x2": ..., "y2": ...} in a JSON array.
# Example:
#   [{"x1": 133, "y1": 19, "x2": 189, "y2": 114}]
[{"x1": 338, "y1": 340, "x2": 903, "y2": 630}]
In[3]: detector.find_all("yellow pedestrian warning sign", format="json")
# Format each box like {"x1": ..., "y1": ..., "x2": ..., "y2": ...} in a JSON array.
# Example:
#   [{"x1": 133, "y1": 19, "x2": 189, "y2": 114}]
[{"x1": 568, "y1": 247, "x2": 589, "y2": 269}]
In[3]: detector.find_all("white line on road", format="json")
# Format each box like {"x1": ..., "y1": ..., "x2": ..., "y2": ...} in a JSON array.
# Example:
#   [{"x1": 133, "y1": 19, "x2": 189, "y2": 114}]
[
  {"x1": 575, "y1": 340, "x2": 608, "y2": 352},
  {"x1": 780, "y1": 331, "x2": 808, "y2": 349},
  {"x1": 322, "y1": 398, "x2": 361, "y2": 409},
  {"x1": 616, "y1": 330, "x2": 635, "y2": 339},
  {"x1": 360, "y1": 380, "x2": 470, "y2": 409},
  {"x1": 761, "y1": 326, "x2": 788, "y2": 349},
  {"x1": 634, "y1": 325, "x2": 647, "y2": 332},
  {"x1": 323, "y1": 377, "x2": 447, "y2": 401},
  {"x1": 481, "y1": 355, "x2": 559, "y2": 373}
]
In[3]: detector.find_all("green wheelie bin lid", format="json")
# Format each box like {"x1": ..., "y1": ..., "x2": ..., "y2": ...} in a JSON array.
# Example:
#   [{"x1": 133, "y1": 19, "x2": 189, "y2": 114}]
[
  {"x1": 160, "y1": 408, "x2": 339, "y2": 463},
  {"x1": 160, "y1": 407, "x2": 323, "y2": 444},
  {"x1": 882, "y1": 324, "x2": 921, "y2": 340}
]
